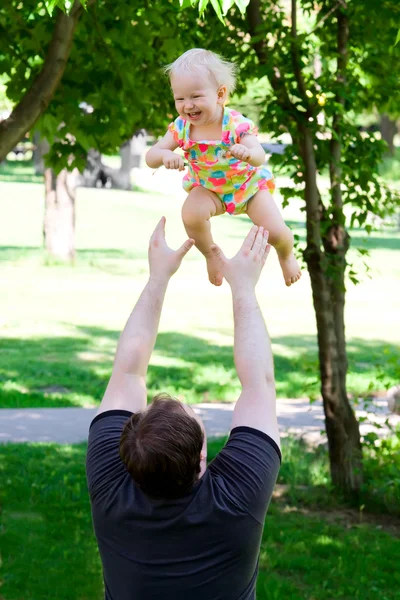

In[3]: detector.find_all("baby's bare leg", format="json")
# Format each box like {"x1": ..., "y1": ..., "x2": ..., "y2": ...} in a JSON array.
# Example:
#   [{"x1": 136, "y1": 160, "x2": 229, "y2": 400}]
[
  {"x1": 246, "y1": 190, "x2": 301, "y2": 286},
  {"x1": 182, "y1": 186, "x2": 225, "y2": 286}
]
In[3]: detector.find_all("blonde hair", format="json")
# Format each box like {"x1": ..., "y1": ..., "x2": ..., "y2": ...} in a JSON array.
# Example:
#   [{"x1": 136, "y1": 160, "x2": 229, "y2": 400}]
[{"x1": 165, "y1": 48, "x2": 237, "y2": 95}]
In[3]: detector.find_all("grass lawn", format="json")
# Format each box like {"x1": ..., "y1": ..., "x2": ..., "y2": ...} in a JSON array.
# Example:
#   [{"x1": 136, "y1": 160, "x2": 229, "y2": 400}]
[
  {"x1": 0, "y1": 438, "x2": 399, "y2": 600},
  {"x1": 0, "y1": 158, "x2": 43, "y2": 184},
  {"x1": 0, "y1": 167, "x2": 399, "y2": 409}
]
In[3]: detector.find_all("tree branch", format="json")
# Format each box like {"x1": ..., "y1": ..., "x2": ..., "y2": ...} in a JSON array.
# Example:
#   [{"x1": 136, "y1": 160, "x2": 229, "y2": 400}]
[
  {"x1": 309, "y1": 0, "x2": 348, "y2": 36},
  {"x1": 290, "y1": 0, "x2": 311, "y2": 114},
  {"x1": 329, "y1": 6, "x2": 349, "y2": 212},
  {"x1": 246, "y1": 0, "x2": 295, "y2": 115},
  {"x1": 0, "y1": 0, "x2": 85, "y2": 162}
]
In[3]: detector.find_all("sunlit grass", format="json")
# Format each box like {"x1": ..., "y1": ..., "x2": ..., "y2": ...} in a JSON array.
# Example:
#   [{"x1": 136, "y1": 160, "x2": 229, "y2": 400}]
[{"x1": 0, "y1": 177, "x2": 399, "y2": 408}]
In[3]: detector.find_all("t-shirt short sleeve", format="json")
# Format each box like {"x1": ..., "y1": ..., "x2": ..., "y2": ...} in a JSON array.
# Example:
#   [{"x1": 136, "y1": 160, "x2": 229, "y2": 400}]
[
  {"x1": 168, "y1": 117, "x2": 185, "y2": 148},
  {"x1": 230, "y1": 110, "x2": 259, "y2": 143},
  {"x1": 208, "y1": 426, "x2": 281, "y2": 524},
  {"x1": 86, "y1": 410, "x2": 133, "y2": 503}
]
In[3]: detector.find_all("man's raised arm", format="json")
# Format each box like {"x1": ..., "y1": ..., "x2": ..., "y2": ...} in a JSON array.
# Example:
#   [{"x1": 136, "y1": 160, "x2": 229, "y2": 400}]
[
  {"x1": 211, "y1": 226, "x2": 280, "y2": 447},
  {"x1": 97, "y1": 218, "x2": 194, "y2": 416}
]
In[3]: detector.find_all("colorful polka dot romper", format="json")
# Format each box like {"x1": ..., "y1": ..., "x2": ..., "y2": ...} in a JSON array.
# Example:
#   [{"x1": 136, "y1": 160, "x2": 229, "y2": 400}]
[{"x1": 168, "y1": 107, "x2": 275, "y2": 215}]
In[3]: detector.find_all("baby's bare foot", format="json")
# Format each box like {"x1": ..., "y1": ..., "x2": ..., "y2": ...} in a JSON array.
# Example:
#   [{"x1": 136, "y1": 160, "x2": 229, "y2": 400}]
[
  {"x1": 206, "y1": 254, "x2": 223, "y2": 286},
  {"x1": 279, "y1": 253, "x2": 301, "y2": 287}
]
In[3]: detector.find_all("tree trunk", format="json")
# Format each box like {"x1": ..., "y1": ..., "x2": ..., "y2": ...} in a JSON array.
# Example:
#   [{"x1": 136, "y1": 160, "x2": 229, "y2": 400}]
[
  {"x1": 33, "y1": 132, "x2": 49, "y2": 176},
  {"x1": 306, "y1": 246, "x2": 363, "y2": 498},
  {"x1": 116, "y1": 131, "x2": 147, "y2": 190},
  {"x1": 380, "y1": 114, "x2": 397, "y2": 155},
  {"x1": 246, "y1": 0, "x2": 363, "y2": 499},
  {"x1": 302, "y1": 7, "x2": 363, "y2": 500},
  {"x1": 43, "y1": 168, "x2": 79, "y2": 262},
  {"x1": 118, "y1": 139, "x2": 133, "y2": 190},
  {"x1": 300, "y1": 125, "x2": 363, "y2": 499},
  {"x1": 81, "y1": 149, "x2": 128, "y2": 189},
  {"x1": 131, "y1": 129, "x2": 146, "y2": 169}
]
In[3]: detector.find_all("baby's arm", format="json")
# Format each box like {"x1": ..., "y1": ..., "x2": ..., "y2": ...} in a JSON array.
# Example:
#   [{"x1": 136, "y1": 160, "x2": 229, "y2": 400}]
[
  {"x1": 145, "y1": 131, "x2": 185, "y2": 171},
  {"x1": 229, "y1": 134, "x2": 265, "y2": 167}
]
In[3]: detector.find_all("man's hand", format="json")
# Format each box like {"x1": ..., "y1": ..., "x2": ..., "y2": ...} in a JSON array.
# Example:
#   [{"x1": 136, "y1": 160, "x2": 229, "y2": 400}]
[
  {"x1": 211, "y1": 225, "x2": 270, "y2": 292},
  {"x1": 162, "y1": 150, "x2": 185, "y2": 171},
  {"x1": 227, "y1": 143, "x2": 252, "y2": 163},
  {"x1": 149, "y1": 217, "x2": 194, "y2": 282}
]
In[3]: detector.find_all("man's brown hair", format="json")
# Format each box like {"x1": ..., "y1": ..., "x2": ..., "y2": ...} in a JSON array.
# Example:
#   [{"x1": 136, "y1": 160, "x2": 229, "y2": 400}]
[{"x1": 119, "y1": 394, "x2": 204, "y2": 499}]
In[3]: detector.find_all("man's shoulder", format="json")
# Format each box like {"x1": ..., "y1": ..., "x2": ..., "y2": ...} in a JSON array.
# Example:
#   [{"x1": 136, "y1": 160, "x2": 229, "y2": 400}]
[
  {"x1": 86, "y1": 410, "x2": 133, "y2": 501},
  {"x1": 207, "y1": 426, "x2": 281, "y2": 523},
  {"x1": 221, "y1": 426, "x2": 281, "y2": 461},
  {"x1": 89, "y1": 409, "x2": 133, "y2": 432}
]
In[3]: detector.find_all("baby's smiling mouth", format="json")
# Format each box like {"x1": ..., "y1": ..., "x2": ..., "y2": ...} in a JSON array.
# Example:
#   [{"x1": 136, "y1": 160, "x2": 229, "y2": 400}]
[{"x1": 187, "y1": 111, "x2": 201, "y2": 119}]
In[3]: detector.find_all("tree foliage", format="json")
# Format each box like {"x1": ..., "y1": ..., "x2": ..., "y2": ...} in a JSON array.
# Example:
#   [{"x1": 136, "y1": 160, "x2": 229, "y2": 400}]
[
  {"x1": 179, "y1": 0, "x2": 250, "y2": 22},
  {"x1": 224, "y1": 0, "x2": 400, "y2": 247},
  {"x1": 181, "y1": 0, "x2": 400, "y2": 498},
  {"x1": 44, "y1": 0, "x2": 87, "y2": 15},
  {"x1": 0, "y1": 0, "x2": 84, "y2": 160},
  {"x1": 0, "y1": 0, "x2": 240, "y2": 168}
]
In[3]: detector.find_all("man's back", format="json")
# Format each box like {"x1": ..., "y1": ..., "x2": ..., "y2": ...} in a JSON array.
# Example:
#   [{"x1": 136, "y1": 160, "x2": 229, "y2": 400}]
[{"x1": 86, "y1": 411, "x2": 281, "y2": 600}]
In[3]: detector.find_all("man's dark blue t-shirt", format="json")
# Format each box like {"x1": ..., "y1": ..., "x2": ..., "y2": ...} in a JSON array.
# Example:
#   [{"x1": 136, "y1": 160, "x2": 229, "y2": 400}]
[{"x1": 86, "y1": 410, "x2": 281, "y2": 600}]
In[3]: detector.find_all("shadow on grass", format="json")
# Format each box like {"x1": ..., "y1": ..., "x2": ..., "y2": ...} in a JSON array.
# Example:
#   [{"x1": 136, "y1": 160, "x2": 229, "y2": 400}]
[
  {"x1": 0, "y1": 442, "x2": 103, "y2": 599},
  {"x1": 0, "y1": 159, "x2": 43, "y2": 184},
  {"x1": 1, "y1": 327, "x2": 398, "y2": 408},
  {"x1": 153, "y1": 332, "x2": 399, "y2": 399},
  {"x1": 0, "y1": 246, "x2": 201, "y2": 273},
  {"x1": 0, "y1": 439, "x2": 398, "y2": 600},
  {"x1": 0, "y1": 245, "x2": 146, "y2": 262},
  {"x1": 0, "y1": 246, "x2": 43, "y2": 262},
  {"x1": 230, "y1": 217, "x2": 400, "y2": 251},
  {"x1": 351, "y1": 233, "x2": 400, "y2": 252},
  {"x1": 258, "y1": 500, "x2": 400, "y2": 599},
  {"x1": 0, "y1": 334, "x2": 114, "y2": 408}
]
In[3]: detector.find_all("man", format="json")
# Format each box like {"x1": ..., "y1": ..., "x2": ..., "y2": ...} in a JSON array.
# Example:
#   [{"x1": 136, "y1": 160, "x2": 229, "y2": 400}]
[{"x1": 86, "y1": 217, "x2": 281, "y2": 600}]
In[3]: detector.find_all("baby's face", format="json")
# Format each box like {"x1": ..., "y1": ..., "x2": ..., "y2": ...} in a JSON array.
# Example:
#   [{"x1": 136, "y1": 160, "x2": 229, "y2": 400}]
[{"x1": 171, "y1": 72, "x2": 225, "y2": 127}]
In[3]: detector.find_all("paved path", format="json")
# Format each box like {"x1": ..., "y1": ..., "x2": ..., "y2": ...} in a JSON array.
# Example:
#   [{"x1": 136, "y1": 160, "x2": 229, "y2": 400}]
[{"x1": 0, "y1": 399, "x2": 397, "y2": 445}]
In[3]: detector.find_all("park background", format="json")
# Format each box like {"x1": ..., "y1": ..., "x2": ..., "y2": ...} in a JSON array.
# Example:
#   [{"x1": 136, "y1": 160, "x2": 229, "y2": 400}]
[{"x1": 0, "y1": 0, "x2": 399, "y2": 598}]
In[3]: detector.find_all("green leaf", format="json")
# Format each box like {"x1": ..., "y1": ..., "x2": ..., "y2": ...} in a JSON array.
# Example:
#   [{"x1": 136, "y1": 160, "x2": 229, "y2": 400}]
[
  {"x1": 44, "y1": 0, "x2": 62, "y2": 16},
  {"x1": 44, "y1": 0, "x2": 87, "y2": 16},
  {"x1": 40, "y1": 112, "x2": 59, "y2": 141},
  {"x1": 233, "y1": 0, "x2": 250, "y2": 13},
  {"x1": 210, "y1": 0, "x2": 225, "y2": 22},
  {"x1": 222, "y1": 0, "x2": 235, "y2": 13},
  {"x1": 395, "y1": 28, "x2": 400, "y2": 46},
  {"x1": 179, "y1": 0, "x2": 196, "y2": 8},
  {"x1": 199, "y1": 0, "x2": 209, "y2": 15}
]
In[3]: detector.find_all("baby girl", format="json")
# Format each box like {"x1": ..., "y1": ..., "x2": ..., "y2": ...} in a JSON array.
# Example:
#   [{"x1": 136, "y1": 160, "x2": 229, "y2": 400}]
[{"x1": 146, "y1": 48, "x2": 301, "y2": 287}]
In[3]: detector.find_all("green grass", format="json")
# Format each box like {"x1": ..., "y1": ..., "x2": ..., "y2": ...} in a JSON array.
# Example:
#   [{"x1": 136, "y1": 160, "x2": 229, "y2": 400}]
[
  {"x1": 209, "y1": 434, "x2": 400, "y2": 517},
  {"x1": 1, "y1": 438, "x2": 399, "y2": 599},
  {"x1": 379, "y1": 147, "x2": 400, "y2": 183},
  {"x1": 0, "y1": 172, "x2": 399, "y2": 409},
  {"x1": 0, "y1": 158, "x2": 42, "y2": 184}
]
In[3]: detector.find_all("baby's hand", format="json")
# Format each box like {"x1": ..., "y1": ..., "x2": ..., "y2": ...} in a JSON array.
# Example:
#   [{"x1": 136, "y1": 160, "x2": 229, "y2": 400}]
[
  {"x1": 163, "y1": 151, "x2": 185, "y2": 171},
  {"x1": 227, "y1": 144, "x2": 252, "y2": 162}
]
